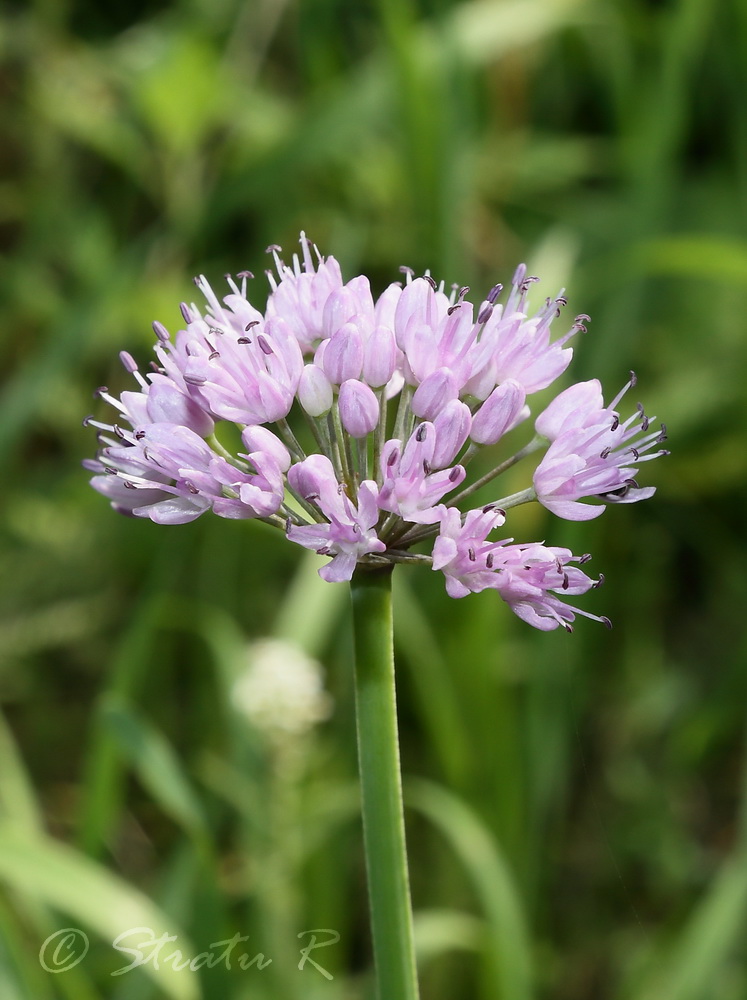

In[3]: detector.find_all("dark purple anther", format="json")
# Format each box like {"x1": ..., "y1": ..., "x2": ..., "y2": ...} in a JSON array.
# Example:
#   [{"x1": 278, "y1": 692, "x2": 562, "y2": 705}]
[
  {"x1": 487, "y1": 283, "x2": 503, "y2": 304},
  {"x1": 257, "y1": 336, "x2": 273, "y2": 356},
  {"x1": 448, "y1": 466, "x2": 462, "y2": 482},
  {"x1": 477, "y1": 303, "x2": 494, "y2": 324},
  {"x1": 180, "y1": 303, "x2": 193, "y2": 323},
  {"x1": 468, "y1": 547, "x2": 476, "y2": 562},
  {"x1": 183, "y1": 374, "x2": 207, "y2": 386},
  {"x1": 416, "y1": 424, "x2": 428, "y2": 442},
  {"x1": 245, "y1": 320, "x2": 260, "y2": 331}
]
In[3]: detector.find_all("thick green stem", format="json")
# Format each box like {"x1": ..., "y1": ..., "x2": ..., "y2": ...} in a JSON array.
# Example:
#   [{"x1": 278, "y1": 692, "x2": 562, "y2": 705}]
[{"x1": 350, "y1": 566, "x2": 420, "y2": 1000}]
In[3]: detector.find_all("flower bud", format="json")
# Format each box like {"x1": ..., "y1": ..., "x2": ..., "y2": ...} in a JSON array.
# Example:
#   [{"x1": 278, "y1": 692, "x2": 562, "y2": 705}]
[
  {"x1": 362, "y1": 325, "x2": 397, "y2": 388},
  {"x1": 298, "y1": 364, "x2": 333, "y2": 417},
  {"x1": 470, "y1": 379, "x2": 526, "y2": 445},
  {"x1": 411, "y1": 368, "x2": 458, "y2": 420},
  {"x1": 432, "y1": 399, "x2": 472, "y2": 468},
  {"x1": 338, "y1": 379, "x2": 379, "y2": 438},
  {"x1": 322, "y1": 322, "x2": 364, "y2": 384}
]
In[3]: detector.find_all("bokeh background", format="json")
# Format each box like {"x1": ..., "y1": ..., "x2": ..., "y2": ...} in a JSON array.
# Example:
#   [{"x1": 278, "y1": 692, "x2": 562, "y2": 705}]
[{"x1": 1, "y1": 0, "x2": 746, "y2": 998}]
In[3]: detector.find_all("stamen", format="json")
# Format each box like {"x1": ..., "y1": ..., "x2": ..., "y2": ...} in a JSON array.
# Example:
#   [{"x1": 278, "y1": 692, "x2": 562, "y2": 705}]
[{"x1": 152, "y1": 321, "x2": 170, "y2": 342}]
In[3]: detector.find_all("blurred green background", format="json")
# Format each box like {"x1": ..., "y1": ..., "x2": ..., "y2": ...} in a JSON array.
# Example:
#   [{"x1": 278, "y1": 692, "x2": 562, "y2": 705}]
[{"x1": 1, "y1": 0, "x2": 746, "y2": 998}]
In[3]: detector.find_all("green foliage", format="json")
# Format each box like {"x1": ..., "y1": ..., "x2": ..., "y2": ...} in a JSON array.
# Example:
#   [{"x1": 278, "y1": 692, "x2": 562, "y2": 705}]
[{"x1": 1, "y1": 0, "x2": 746, "y2": 998}]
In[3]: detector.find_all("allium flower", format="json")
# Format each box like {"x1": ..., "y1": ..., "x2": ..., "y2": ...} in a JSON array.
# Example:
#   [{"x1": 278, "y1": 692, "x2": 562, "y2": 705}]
[
  {"x1": 231, "y1": 638, "x2": 332, "y2": 739},
  {"x1": 86, "y1": 232, "x2": 667, "y2": 629}
]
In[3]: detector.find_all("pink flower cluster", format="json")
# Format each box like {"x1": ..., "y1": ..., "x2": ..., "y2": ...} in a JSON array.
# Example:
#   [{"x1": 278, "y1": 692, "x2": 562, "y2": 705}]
[{"x1": 86, "y1": 234, "x2": 667, "y2": 631}]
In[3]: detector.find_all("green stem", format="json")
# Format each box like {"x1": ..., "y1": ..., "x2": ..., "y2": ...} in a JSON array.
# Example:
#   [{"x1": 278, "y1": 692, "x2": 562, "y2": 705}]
[{"x1": 350, "y1": 566, "x2": 420, "y2": 1000}]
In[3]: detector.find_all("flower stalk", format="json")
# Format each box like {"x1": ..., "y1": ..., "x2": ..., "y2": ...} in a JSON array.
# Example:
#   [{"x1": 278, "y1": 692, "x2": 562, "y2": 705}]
[{"x1": 351, "y1": 565, "x2": 420, "y2": 1000}]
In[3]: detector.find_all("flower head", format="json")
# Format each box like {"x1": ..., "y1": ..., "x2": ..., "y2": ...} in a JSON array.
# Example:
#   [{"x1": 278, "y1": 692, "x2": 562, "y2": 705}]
[{"x1": 86, "y1": 233, "x2": 667, "y2": 629}]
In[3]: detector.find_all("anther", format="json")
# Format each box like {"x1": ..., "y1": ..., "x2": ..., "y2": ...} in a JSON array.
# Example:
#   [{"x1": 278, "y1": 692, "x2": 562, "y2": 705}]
[
  {"x1": 94, "y1": 386, "x2": 109, "y2": 398},
  {"x1": 486, "y1": 553, "x2": 494, "y2": 569},
  {"x1": 237, "y1": 337, "x2": 252, "y2": 345},
  {"x1": 183, "y1": 374, "x2": 207, "y2": 386},
  {"x1": 601, "y1": 616, "x2": 613, "y2": 630},
  {"x1": 416, "y1": 424, "x2": 428, "y2": 442},
  {"x1": 152, "y1": 321, "x2": 170, "y2": 342},
  {"x1": 447, "y1": 304, "x2": 462, "y2": 315},
  {"x1": 237, "y1": 270, "x2": 254, "y2": 280},
  {"x1": 487, "y1": 283, "x2": 503, "y2": 304},
  {"x1": 422, "y1": 460, "x2": 432, "y2": 476},
  {"x1": 265, "y1": 244, "x2": 282, "y2": 253},
  {"x1": 477, "y1": 303, "x2": 494, "y2": 324},
  {"x1": 424, "y1": 275, "x2": 437, "y2": 291},
  {"x1": 562, "y1": 572, "x2": 569, "y2": 590},
  {"x1": 245, "y1": 320, "x2": 260, "y2": 331},
  {"x1": 448, "y1": 466, "x2": 462, "y2": 482},
  {"x1": 468, "y1": 547, "x2": 476, "y2": 562},
  {"x1": 610, "y1": 415, "x2": 620, "y2": 431},
  {"x1": 593, "y1": 573, "x2": 605, "y2": 588},
  {"x1": 180, "y1": 303, "x2": 193, "y2": 323},
  {"x1": 257, "y1": 336, "x2": 273, "y2": 356},
  {"x1": 208, "y1": 351, "x2": 220, "y2": 361},
  {"x1": 600, "y1": 446, "x2": 612, "y2": 459}
]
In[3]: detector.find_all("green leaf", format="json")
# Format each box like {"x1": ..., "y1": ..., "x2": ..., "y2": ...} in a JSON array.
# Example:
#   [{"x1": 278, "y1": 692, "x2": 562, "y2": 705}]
[
  {"x1": 406, "y1": 778, "x2": 533, "y2": 1000},
  {"x1": 100, "y1": 695, "x2": 208, "y2": 845},
  {"x1": 0, "y1": 823, "x2": 199, "y2": 1000}
]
